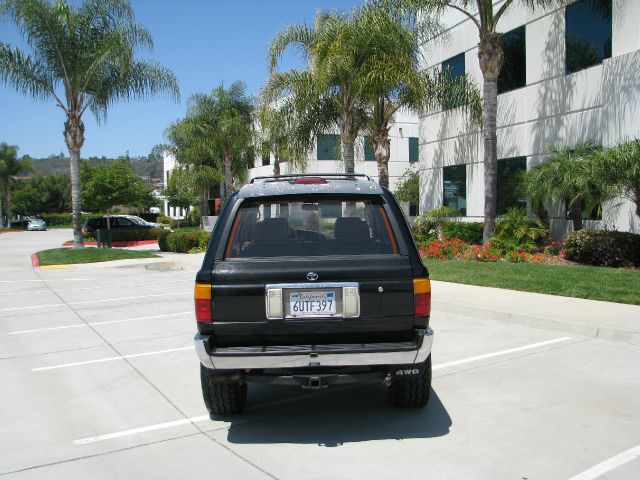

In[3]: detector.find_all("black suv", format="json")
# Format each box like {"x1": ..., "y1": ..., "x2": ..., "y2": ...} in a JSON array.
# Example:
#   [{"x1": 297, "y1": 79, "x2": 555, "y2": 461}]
[
  {"x1": 82, "y1": 215, "x2": 158, "y2": 234},
  {"x1": 194, "y1": 174, "x2": 433, "y2": 414}
]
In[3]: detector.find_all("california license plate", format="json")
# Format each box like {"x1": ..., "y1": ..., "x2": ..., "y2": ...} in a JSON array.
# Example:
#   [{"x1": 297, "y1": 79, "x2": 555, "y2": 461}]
[{"x1": 290, "y1": 291, "x2": 336, "y2": 317}]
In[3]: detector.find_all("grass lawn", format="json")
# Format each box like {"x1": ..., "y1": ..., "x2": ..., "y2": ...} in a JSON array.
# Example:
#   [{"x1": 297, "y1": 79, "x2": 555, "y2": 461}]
[
  {"x1": 37, "y1": 247, "x2": 159, "y2": 266},
  {"x1": 425, "y1": 259, "x2": 640, "y2": 305}
]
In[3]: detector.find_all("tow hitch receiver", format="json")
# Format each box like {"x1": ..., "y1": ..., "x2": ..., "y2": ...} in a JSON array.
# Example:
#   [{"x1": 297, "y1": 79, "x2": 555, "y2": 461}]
[{"x1": 294, "y1": 375, "x2": 337, "y2": 390}]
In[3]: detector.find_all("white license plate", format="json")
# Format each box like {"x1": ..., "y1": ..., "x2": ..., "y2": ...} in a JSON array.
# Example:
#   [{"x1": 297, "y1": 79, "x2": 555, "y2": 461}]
[{"x1": 290, "y1": 291, "x2": 336, "y2": 317}]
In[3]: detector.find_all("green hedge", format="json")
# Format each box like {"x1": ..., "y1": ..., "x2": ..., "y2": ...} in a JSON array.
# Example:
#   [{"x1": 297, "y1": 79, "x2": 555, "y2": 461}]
[
  {"x1": 442, "y1": 222, "x2": 484, "y2": 244},
  {"x1": 413, "y1": 219, "x2": 483, "y2": 245},
  {"x1": 41, "y1": 213, "x2": 107, "y2": 226},
  {"x1": 159, "y1": 230, "x2": 211, "y2": 253},
  {"x1": 565, "y1": 230, "x2": 640, "y2": 267}
]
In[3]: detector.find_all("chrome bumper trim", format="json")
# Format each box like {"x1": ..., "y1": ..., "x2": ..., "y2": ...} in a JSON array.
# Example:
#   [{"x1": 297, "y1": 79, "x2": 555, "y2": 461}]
[{"x1": 195, "y1": 328, "x2": 434, "y2": 370}]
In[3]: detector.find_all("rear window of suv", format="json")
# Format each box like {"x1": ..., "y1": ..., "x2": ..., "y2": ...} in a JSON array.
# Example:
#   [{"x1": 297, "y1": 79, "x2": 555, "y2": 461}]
[{"x1": 225, "y1": 198, "x2": 398, "y2": 258}]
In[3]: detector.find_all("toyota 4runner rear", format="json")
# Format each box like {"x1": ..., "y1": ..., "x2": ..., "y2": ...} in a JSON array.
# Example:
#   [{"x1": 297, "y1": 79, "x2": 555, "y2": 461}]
[{"x1": 194, "y1": 174, "x2": 433, "y2": 414}]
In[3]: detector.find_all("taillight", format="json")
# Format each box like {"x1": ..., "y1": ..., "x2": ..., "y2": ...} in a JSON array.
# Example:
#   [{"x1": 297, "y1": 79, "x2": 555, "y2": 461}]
[
  {"x1": 413, "y1": 278, "x2": 431, "y2": 317},
  {"x1": 194, "y1": 283, "x2": 212, "y2": 323}
]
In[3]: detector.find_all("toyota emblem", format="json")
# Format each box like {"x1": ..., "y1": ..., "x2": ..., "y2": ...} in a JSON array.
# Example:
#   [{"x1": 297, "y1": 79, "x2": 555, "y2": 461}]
[{"x1": 306, "y1": 272, "x2": 319, "y2": 281}]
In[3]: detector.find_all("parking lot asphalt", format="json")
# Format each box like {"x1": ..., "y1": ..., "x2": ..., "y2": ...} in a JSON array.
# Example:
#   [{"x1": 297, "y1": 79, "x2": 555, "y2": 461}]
[{"x1": 1, "y1": 230, "x2": 639, "y2": 479}]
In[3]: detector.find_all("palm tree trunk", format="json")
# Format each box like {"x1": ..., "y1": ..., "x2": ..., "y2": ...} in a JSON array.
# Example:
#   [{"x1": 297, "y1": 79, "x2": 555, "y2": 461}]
[
  {"x1": 479, "y1": 32, "x2": 504, "y2": 245},
  {"x1": 273, "y1": 145, "x2": 280, "y2": 176},
  {"x1": 222, "y1": 151, "x2": 232, "y2": 204},
  {"x1": 340, "y1": 108, "x2": 357, "y2": 174},
  {"x1": 570, "y1": 200, "x2": 583, "y2": 231},
  {"x1": 199, "y1": 190, "x2": 207, "y2": 229},
  {"x1": 5, "y1": 188, "x2": 11, "y2": 229},
  {"x1": 65, "y1": 112, "x2": 85, "y2": 249},
  {"x1": 372, "y1": 134, "x2": 391, "y2": 189},
  {"x1": 342, "y1": 137, "x2": 355, "y2": 174}
]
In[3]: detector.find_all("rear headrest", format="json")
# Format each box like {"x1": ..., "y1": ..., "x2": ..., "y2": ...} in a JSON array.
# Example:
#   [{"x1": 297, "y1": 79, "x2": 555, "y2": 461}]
[
  {"x1": 254, "y1": 217, "x2": 290, "y2": 244},
  {"x1": 334, "y1": 217, "x2": 370, "y2": 242}
]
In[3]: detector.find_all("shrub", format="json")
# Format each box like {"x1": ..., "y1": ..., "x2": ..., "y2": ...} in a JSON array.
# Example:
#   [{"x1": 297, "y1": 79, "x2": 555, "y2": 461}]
[
  {"x1": 442, "y1": 222, "x2": 483, "y2": 244},
  {"x1": 41, "y1": 213, "x2": 105, "y2": 226},
  {"x1": 565, "y1": 230, "x2": 640, "y2": 267},
  {"x1": 158, "y1": 230, "x2": 211, "y2": 253},
  {"x1": 494, "y1": 208, "x2": 548, "y2": 247},
  {"x1": 412, "y1": 206, "x2": 461, "y2": 243},
  {"x1": 156, "y1": 214, "x2": 171, "y2": 225},
  {"x1": 158, "y1": 230, "x2": 171, "y2": 252}
]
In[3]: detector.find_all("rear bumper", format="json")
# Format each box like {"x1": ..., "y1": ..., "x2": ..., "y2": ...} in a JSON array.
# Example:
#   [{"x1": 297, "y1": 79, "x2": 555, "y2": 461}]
[{"x1": 195, "y1": 328, "x2": 434, "y2": 370}]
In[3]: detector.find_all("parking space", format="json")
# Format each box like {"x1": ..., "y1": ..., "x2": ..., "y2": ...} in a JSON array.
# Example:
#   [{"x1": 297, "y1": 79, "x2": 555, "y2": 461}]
[{"x1": 1, "y1": 231, "x2": 639, "y2": 479}]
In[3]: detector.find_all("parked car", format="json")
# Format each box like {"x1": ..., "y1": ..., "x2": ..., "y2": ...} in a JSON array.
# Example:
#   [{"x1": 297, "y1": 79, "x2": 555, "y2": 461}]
[
  {"x1": 27, "y1": 219, "x2": 47, "y2": 231},
  {"x1": 194, "y1": 174, "x2": 433, "y2": 414},
  {"x1": 82, "y1": 215, "x2": 160, "y2": 234}
]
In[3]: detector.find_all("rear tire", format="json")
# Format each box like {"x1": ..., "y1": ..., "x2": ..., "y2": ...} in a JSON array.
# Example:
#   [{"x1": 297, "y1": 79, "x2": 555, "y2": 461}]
[
  {"x1": 387, "y1": 355, "x2": 432, "y2": 408},
  {"x1": 200, "y1": 365, "x2": 247, "y2": 415}
]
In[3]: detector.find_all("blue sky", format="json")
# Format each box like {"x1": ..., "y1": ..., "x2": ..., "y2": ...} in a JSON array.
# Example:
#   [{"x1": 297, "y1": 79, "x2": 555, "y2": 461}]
[{"x1": 0, "y1": 0, "x2": 362, "y2": 159}]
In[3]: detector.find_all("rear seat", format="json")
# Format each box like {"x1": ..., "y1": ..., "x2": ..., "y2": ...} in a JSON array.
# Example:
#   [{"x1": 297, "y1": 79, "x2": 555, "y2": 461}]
[{"x1": 241, "y1": 218, "x2": 291, "y2": 257}]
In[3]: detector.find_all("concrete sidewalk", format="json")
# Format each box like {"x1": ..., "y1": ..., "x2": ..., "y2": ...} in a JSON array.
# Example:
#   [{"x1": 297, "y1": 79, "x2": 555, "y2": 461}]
[{"x1": 432, "y1": 280, "x2": 640, "y2": 345}]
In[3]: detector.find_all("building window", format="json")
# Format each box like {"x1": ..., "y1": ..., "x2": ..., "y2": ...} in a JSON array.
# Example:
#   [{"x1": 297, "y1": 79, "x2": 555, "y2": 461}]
[
  {"x1": 565, "y1": 0, "x2": 612, "y2": 74},
  {"x1": 443, "y1": 165, "x2": 466, "y2": 216},
  {"x1": 262, "y1": 142, "x2": 270, "y2": 166},
  {"x1": 409, "y1": 137, "x2": 419, "y2": 163},
  {"x1": 499, "y1": 26, "x2": 526, "y2": 94},
  {"x1": 165, "y1": 170, "x2": 170, "y2": 183},
  {"x1": 441, "y1": 53, "x2": 465, "y2": 110},
  {"x1": 497, "y1": 157, "x2": 527, "y2": 215},
  {"x1": 364, "y1": 136, "x2": 376, "y2": 161},
  {"x1": 317, "y1": 134, "x2": 340, "y2": 160}
]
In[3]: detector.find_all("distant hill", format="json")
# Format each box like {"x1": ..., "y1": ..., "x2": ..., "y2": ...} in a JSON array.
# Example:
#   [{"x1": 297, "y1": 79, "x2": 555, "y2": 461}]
[{"x1": 30, "y1": 155, "x2": 163, "y2": 181}]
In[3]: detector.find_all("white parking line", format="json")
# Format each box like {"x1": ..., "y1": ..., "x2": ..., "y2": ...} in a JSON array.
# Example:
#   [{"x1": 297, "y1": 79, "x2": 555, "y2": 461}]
[
  {"x1": 432, "y1": 337, "x2": 573, "y2": 371},
  {"x1": 71, "y1": 337, "x2": 573, "y2": 445},
  {"x1": 568, "y1": 444, "x2": 640, "y2": 480},
  {"x1": 32, "y1": 346, "x2": 195, "y2": 371},
  {"x1": 0, "y1": 291, "x2": 191, "y2": 312},
  {"x1": 74, "y1": 415, "x2": 210, "y2": 445},
  {"x1": 8, "y1": 311, "x2": 192, "y2": 335}
]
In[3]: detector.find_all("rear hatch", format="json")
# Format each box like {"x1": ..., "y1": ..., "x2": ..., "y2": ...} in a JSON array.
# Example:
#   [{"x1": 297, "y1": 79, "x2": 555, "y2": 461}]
[{"x1": 201, "y1": 196, "x2": 415, "y2": 347}]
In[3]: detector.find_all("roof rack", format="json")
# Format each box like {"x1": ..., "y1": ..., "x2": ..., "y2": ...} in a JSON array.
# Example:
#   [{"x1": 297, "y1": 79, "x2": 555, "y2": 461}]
[{"x1": 250, "y1": 173, "x2": 372, "y2": 184}]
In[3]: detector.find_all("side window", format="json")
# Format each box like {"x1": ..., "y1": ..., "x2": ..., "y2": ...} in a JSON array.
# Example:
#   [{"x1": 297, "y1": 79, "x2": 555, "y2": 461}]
[
  {"x1": 443, "y1": 164, "x2": 467, "y2": 216},
  {"x1": 497, "y1": 157, "x2": 527, "y2": 214},
  {"x1": 565, "y1": 0, "x2": 612, "y2": 74},
  {"x1": 317, "y1": 134, "x2": 340, "y2": 160},
  {"x1": 364, "y1": 137, "x2": 376, "y2": 161},
  {"x1": 409, "y1": 137, "x2": 419, "y2": 164},
  {"x1": 441, "y1": 53, "x2": 465, "y2": 110},
  {"x1": 499, "y1": 25, "x2": 526, "y2": 93}
]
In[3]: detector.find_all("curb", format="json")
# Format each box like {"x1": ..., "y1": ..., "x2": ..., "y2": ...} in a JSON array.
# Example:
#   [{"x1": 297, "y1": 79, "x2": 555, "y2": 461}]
[
  {"x1": 62, "y1": 240, "x2": 159, "y2": 248},
  {"x1": 433, "y1": 299, "x2": 640, "y2": 346},
  {"x1": 30, "y1": 253, "x2": 40, "y2": 268}
]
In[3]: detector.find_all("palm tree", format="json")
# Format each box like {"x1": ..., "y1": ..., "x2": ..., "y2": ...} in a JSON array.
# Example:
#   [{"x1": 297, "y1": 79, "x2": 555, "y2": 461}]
[
  {"x1": 174, "y1": 82, "x2": 253, "y2": 202},
  {"x1": 404, "y1": 0, "x2": 559, "y2": 243},
  {"x1": 593, "y1": 139, "x2": 640, "y2": 220},
  {"x1": 0, "y1": 142, "x2": 32, "y2": 228},
  {"x1": 0, "y1": 0, "x2": 179, "y2": 247},
  {"x1": 256, "y1": 102, "x2": 308, "y2": 177},
  {"x1": 356, "y1": 1, "x2": 481, "y2": 188},
  {"x1": 523, "y1": 142, "x2": 602, "y2": 232},
  {"x1": 267, "y1": 10, "x2": 370, "y2": 174}
]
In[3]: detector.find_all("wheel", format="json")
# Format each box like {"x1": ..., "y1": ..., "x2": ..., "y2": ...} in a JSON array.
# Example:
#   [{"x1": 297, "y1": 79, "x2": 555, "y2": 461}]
[
  {"x1": 387, "y1": 355, "x2": 432, "y2": 408},
  {"x1": 200, "y1": 364, "x2": 247, "y2": 415}
]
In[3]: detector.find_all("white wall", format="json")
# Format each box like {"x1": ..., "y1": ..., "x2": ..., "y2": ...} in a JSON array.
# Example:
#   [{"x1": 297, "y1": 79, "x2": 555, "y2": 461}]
[{"x1": 419, "y1": 0, "x2": 640, "y2": 235}]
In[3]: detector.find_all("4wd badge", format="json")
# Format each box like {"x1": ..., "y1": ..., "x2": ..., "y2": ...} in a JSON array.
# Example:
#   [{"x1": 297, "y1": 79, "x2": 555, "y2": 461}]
[{"x1": 395, "y1": 368, "x2": 420, "y2": 376}]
